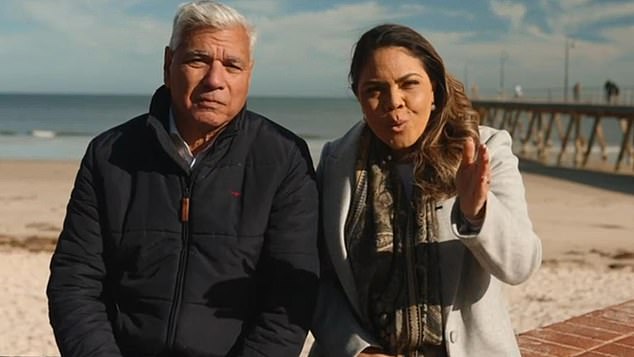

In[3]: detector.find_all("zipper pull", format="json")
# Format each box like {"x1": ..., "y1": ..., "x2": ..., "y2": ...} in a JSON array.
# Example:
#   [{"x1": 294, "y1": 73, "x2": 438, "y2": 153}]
[{"x1": 181, "y1": 196, "x2": 190, "y2": 222}]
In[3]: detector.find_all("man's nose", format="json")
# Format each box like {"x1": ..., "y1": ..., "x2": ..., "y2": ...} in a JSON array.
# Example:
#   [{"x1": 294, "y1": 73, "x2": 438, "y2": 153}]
[{"x1": 203, "y1": 61, "x2": 225, "y2": 89}]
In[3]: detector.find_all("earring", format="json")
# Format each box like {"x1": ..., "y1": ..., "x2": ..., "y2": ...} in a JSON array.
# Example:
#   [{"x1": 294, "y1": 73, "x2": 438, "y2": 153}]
[{"x1": 431, "y1": 103, "x2": 436, "y2": 111}]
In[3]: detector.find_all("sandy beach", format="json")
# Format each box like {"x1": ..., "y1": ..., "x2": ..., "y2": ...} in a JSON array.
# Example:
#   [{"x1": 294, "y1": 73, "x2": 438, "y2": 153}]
[{"x1": 0, "y1": 159, "x2": 633, "y2": 356}]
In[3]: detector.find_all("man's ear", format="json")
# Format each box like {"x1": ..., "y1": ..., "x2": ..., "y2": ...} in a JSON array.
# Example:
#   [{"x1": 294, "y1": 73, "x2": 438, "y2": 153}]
[{"x1": 163, "y1": 47, "x2": 173, "y2": 87}]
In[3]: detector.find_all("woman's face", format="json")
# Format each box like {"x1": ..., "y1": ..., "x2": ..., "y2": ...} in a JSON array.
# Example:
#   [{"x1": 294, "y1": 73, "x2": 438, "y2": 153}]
[{"x1": 356, "y1": 46, "x2": 435, "y2": 154}]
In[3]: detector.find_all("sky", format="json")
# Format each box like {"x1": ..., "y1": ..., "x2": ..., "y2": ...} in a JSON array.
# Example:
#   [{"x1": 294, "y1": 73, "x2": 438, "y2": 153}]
[{"x1": 1, "y1": 0, "x2": 633, "y2": 98}]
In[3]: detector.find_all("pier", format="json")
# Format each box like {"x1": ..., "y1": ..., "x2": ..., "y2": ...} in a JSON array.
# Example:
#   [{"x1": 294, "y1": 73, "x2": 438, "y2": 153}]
[{"x1": 472, "y1": 100, "x2": 634, "y2": 173}]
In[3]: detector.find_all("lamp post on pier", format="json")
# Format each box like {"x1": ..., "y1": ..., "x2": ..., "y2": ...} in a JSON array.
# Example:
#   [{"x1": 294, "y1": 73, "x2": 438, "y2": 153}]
[{"x1": 563, "y1": 36, "x2": 575, "y2": 102}]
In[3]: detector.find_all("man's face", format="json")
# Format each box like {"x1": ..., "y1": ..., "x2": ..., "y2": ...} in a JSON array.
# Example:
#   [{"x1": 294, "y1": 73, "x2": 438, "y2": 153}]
[{"x1": 164, "y1": 26, "x2": 253, "y2": 132}]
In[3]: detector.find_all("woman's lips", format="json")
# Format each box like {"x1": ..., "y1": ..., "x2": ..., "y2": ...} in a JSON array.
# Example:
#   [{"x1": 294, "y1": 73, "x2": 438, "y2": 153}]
[{"x1": 389, "y1": 117, "x2": 407, "y2": 132}]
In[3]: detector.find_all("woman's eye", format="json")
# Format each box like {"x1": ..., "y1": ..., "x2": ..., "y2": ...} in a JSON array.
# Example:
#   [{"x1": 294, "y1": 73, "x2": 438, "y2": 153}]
[
  {"x1": 402, "y1": 80, "x2": 419, "y2": 88},
  {"x1": 364, "y1": 86, "x2": 381, "y2": 95}
]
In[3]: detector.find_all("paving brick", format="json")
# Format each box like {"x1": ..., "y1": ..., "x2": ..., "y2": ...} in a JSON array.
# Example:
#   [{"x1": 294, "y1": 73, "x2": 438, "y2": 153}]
[
  {"x1": 519, "y1": 348, "x2": 549, "y2": 357},
  {"x1": 518, "y1": 335, "x2": 583, "y2": 356},
  {"x1": 589, "y1": 308, "x2": 634, "y2": 326},
  {"x1": 523, "y1": 328, "x2": 602, "y2": 350},
  {"x1": 610, "y1": 301, "x2": 634, "y2": 315},
  {"x1": 614, "y1": 335, "x2": 634, "y2": 347},
  {"x1": 549, "y1": 322, "x2": 621, "y2": 341},
  {"x1": 573, "y1": 351, "x2": 612, "y2": 357},
  {"x1": 567, "y1": 316, "x2": 634, "y2": 334},
  {"x1": 593, "y1": 342, "x2": 634, "y2": 356},
  {"x1": 518, "y1": 300, "x2": 634, "y2": 357}
]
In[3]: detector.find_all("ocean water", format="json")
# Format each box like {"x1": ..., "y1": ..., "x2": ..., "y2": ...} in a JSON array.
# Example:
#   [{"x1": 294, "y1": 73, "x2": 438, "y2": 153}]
[
  {"x1": 0, "y1": 94, "x2": 361, "y2": 163},
  {"x1": 0, "y1": 93, "x2": 627, "y2": 163}
]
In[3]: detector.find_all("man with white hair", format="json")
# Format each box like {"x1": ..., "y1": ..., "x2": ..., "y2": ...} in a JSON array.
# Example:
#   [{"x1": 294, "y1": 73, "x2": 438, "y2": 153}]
[{"x1": 47, "y1": 1, "x2": 319, "y2": 356}]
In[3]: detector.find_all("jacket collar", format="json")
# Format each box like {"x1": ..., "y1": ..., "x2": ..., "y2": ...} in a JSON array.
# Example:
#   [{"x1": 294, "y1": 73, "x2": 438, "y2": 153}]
[
  {"x1": 147, "y1": 85, "x2": 246, "y2": 138},
  {"x1": 145, "y1": 85, "x2": 247, "y2": 173}
]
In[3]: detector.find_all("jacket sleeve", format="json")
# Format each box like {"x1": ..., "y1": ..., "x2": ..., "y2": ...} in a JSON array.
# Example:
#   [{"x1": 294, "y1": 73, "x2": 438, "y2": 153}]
[
  {"x1": 46, "y1": 142, "x2": 123, "y2": 356},
  {"x1": 232, "y1": 139, "x2": 320, "y2": 357},
  {"x1": 310, "y1": 141, "x2": 381, "y2": 357},
  {"x1": 452, "y1": 128, "x2": 542, "y2": 285}
]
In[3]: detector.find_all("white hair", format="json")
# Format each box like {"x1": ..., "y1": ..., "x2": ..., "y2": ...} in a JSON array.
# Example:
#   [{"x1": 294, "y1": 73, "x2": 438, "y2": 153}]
[{"x1": 168, "y1": 1, "x2": 256, "y2": 53}]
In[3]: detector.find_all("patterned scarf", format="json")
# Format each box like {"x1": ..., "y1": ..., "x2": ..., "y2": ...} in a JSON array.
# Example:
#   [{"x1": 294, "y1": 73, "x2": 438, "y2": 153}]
[{"x1": 345, "y1": 126, "x2": 444, "y2": 356}]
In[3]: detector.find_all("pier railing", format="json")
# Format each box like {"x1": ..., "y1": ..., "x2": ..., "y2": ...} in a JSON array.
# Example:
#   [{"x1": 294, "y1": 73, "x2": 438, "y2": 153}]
[{"x1": 472, "y1": 100, "x2": 634, "y2": 173}]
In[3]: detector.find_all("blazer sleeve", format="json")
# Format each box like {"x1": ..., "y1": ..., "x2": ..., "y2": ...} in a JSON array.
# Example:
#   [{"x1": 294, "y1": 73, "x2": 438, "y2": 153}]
[
  {"x1": 452, "y1": 128, "x2": 542, "y2": 285},
  {"x1": 46, "y1": 142, "x2": 123, "y2": 356},
  {"x1": 310, "y1": 141, "x2": 381, "y2": 357},
  {"x1": 232, "y1": 138, "x2": 320, "y2": 357}
]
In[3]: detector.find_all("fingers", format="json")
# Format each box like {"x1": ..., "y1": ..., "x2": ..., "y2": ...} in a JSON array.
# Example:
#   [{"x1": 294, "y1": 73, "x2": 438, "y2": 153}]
[
  {"x1": 461, "y1": 137, "x2": 476, "y2": 167},
  {"x1": 467, "y1": 142, "x2": 491, "y2": 184},
  {"x1": 479, "y1": 144, "x2": 491, "y2": 185},
  {"x1": 457, "y1": 141, "x2": 492, "y2": 219},
  {"x1": 471, "y1": 145, "x2": 490, "y2": 219}
]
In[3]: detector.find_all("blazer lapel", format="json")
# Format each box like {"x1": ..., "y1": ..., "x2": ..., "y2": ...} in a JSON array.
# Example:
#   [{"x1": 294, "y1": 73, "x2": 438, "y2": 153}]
[{"x1": 321, "y1": 122, "x2": 365, "y2": 317}]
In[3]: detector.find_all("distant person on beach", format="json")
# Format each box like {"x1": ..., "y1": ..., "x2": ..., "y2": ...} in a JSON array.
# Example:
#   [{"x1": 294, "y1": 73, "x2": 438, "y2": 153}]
[
  {"x1": 612, "y1": 82, "x2": 620, "y2": 104},
  {"x1": 514, "y1": 84, "x2": 523, "y2": 98},
  {"x1": 47, "y1": 1, "x2": 319, "y2": 356},
  {"x1": 573, "y1": 82, "x2": 581, "y2": 102},
  {"x1": 604, "y1": 80, "x2": 620, "y2": 104},
  {"x1": 310, "y1": 24, "x2": 542, "y2": 357}
]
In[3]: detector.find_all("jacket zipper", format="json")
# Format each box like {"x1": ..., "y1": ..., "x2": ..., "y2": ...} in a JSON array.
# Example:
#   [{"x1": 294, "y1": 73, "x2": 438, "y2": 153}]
[{"x1": 166, "y1": 177, "x2": 192, "y2": 348}]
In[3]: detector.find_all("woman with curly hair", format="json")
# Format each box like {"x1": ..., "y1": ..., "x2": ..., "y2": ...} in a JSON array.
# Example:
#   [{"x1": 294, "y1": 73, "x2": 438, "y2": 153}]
[{"x1": 310, "y1": 24, "x2": 541, "y2": 357}]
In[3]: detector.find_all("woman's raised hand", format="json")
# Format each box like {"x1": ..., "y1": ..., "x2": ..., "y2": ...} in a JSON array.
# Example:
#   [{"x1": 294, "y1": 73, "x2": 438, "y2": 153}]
[{"x1": 455, "y1": 137, "x2": 491, "y2": 222}]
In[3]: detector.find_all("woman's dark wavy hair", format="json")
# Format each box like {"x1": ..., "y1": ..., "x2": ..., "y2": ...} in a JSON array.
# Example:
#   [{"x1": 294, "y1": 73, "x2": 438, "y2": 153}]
[{"x1": 349, "y1": 23, "x2": 480, "y2": 199}]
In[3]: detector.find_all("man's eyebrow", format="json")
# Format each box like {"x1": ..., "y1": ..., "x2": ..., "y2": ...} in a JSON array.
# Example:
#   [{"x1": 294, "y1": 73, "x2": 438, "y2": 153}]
[
  {"x1": 182, "y1": 51, "x2": 247, "y2": 64},
  {"x1": 185, "y1": 50, "x2": 210, "y2": 56},
  {"x1": 225, "y1": 55, "x2": 246, "y2": 64}
]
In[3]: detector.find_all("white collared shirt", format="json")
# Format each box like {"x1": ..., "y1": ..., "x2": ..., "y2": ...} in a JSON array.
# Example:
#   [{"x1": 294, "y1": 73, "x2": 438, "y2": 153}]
[{"x1": 168, "y1": 110, "x2": 214, "y2": 168}]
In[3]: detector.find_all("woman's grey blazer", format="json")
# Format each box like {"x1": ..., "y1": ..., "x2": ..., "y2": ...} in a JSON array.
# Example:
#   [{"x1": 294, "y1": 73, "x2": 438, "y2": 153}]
[{"x1": 310, "y1": 122, "x2": 542, "y2": 357}]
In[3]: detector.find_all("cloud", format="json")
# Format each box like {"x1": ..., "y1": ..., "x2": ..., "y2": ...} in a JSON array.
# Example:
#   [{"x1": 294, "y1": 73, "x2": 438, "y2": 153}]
[
  {"x1": 597, "y1": 25, "x2": 634, "y2": 60},
  {"x1": 0, "y1": 0, "x2": 631, "y2": 97},
  {"x1": 490, "y1": 0, "x2": 527, "y2": 30},
  {"x1": 19, "y1": 0, "x2": 168, "y2": 54},
  {"x1": 540, "y1": 0, "x2": 634, "y2": 34},
  {"x1": 0, "y1": 0, "x2": 431, "y2": 96},
  {"x1": 558, "y1": 0, "x2": 593, "y2": 10},
  {"x1": 434, "y1": 8, "x2": 477, "y2": 21},
  {"x1": 231, "y1": 0, "x2": 286, "y2": 16},
  {"x1": 0, "y1": 0, "x2": 170, "y2": 93},
  {"x1": 247, "y1": 1, "x2": 427, "y2": 96},
  {"x1": 442, "y1": 0, "x2": 631, "y2": 96}
]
